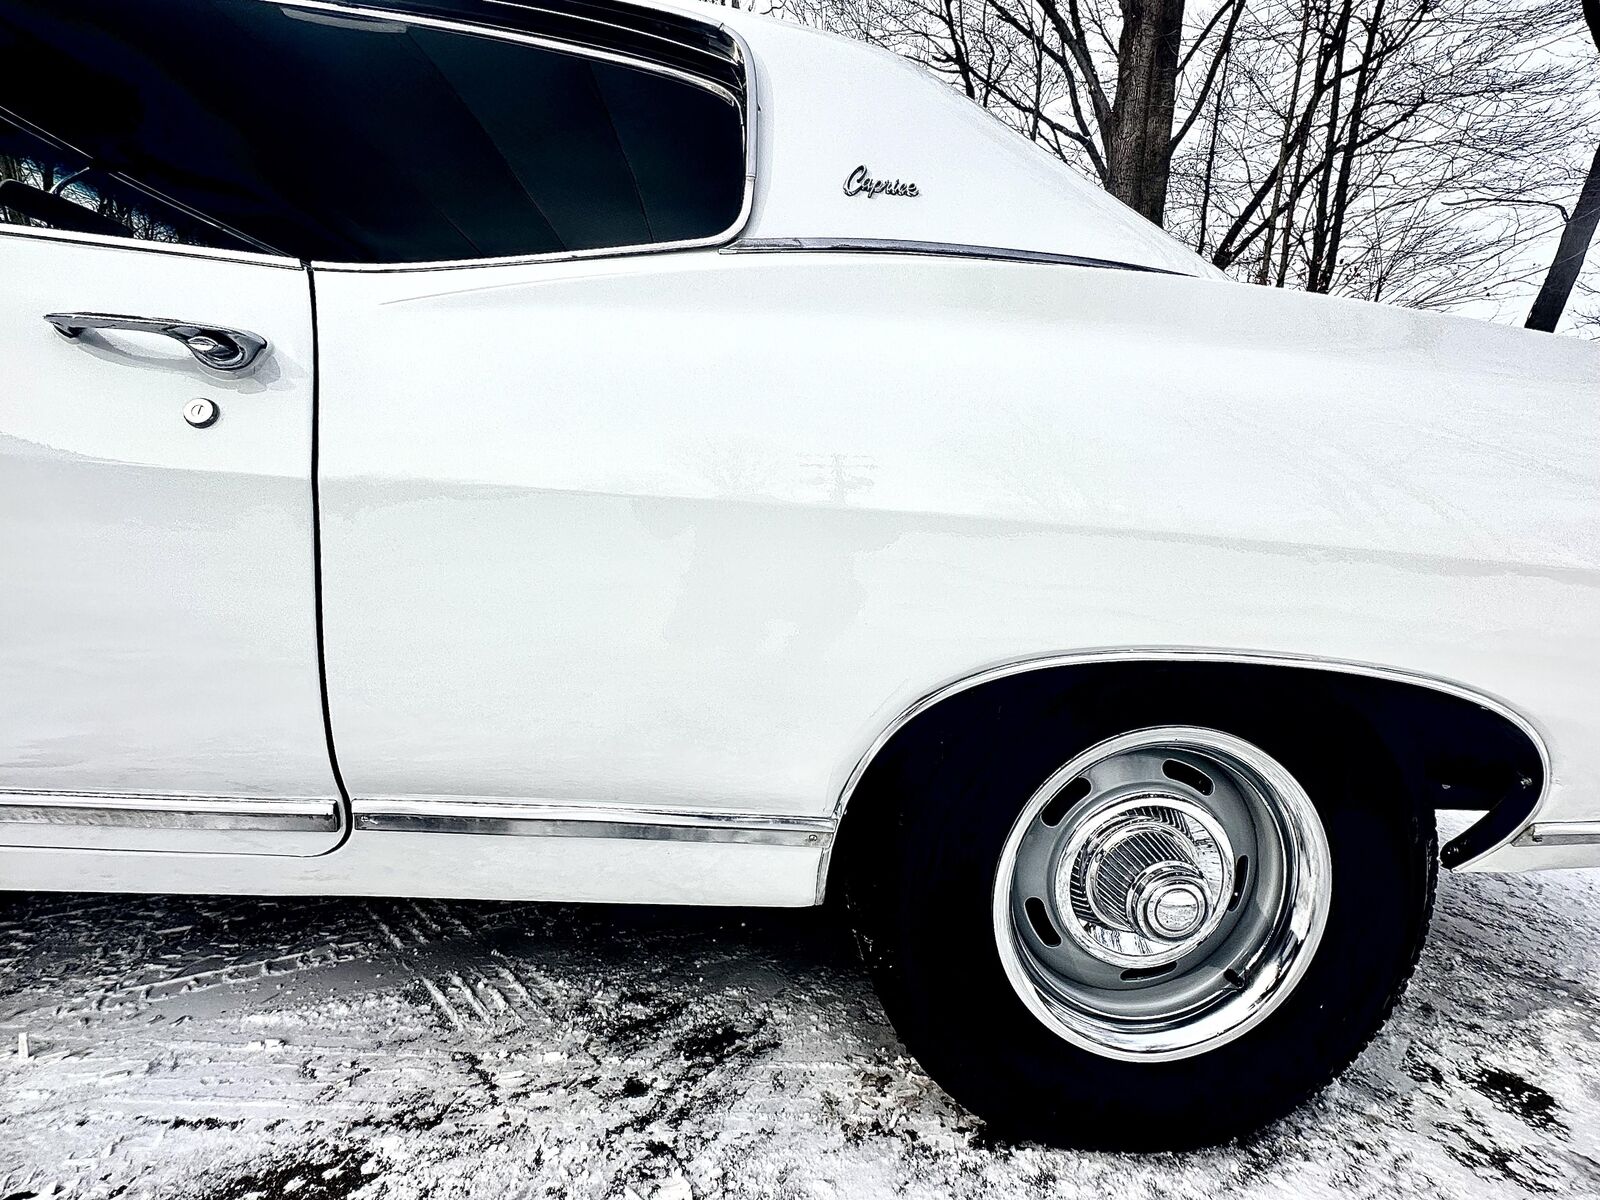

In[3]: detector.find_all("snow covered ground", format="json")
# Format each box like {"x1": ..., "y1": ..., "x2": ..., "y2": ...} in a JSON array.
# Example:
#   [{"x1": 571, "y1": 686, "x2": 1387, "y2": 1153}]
[{"x1": 3, "y1": 851, "x2": 1599, "y2": 1199}]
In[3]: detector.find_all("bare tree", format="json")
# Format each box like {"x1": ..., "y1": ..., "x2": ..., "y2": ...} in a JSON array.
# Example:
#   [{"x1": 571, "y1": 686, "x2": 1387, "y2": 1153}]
[
  {"x1": 1178, "y1": 0, "x2": 1593, "y2": 310},
  {"x1": 1526, "y1": 0, "x2": 1600, "y2": 331},
  {"x1": 786, "y1": 0, "x2": 1249, "y2": 224},
  {"x1": 778, "y1": 0, "x2": 1598, "y2": 320}
]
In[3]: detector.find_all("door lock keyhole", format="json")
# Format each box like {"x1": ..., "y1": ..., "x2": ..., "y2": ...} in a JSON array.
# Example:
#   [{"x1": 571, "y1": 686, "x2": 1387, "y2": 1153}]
[{"x1": 183, "y1": 397, "x2": 219, "y2": 429}]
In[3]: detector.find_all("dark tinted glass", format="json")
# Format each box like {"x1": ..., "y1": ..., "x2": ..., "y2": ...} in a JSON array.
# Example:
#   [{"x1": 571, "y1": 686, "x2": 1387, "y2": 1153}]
[
  {"x1": 0, "y1": 0, "x2": 747, "y2": 263},
  {"x1": 0, "y1": 116, "x2": 259, "y2": 251}
]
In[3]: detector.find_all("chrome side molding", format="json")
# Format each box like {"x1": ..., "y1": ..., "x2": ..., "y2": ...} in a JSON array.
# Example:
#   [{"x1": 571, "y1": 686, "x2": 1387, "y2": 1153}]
[
  {"x1": 1514, "y1": 821, "x2": 1600, "y2": 848},
  {"x1": 0, "y1": 790, "x2": 829, "y2": 854},
  {"x1": 352, "y1": 796, "x2": 832, "y2": 848},
  {"x1": 0, "y1": 789, "x2": 337, "y2": 831}
]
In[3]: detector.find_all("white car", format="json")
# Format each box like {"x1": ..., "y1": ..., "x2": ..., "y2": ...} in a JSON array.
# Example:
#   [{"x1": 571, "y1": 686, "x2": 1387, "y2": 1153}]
[{"x1": 2, "y1": 0, "x2": 1596, "y2": 1149}]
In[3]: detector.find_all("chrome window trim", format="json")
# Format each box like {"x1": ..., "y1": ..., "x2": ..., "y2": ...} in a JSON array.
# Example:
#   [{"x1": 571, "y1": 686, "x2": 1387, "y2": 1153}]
[
  {"x1": 0, "y1": 101, "x2": 291, "y2": 259},
  {"x1": 722, "y1": 237, "x2": 1188, "y2": 277},
  {"x1": 0, "y1": 789, "x2": 340, "y2": 832},
  {"x1": 308, "y1": 215, "x2": 754, "y2": 274},
  {"x1": 283, "y1": 0, "x2": 744, "y2": 108},
  {"x1": 0, "y1": 0, "x2": 756, "y2": 273},
  {"x1": 284, "y1": 0, "x2": 759, "y2": 273},
  {"x1": 820, "y1": 647, "x2": 1552, "y2": 899},
  {"x1": 353, "y1": 796, "x2": 832, "y2": 848},
  {"x1": 0, "y1": 222, "x2": 302, "y2": 268},
  {"x1": 479, "y1": 0, "x2": 742, "y2": 76}
]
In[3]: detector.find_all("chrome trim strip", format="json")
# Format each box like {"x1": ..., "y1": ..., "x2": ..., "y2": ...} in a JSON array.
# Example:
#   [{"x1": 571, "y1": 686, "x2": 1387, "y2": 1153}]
[
  {"x1": 283, "y1": 0, "x2": 742, "y2": 106},
  {"x1": 0, "y1": 223, "x2": 301, "y2": 269},
  {"x1": 291, "y1": 0, "x2": 758, "y2": 274},
  {"x1": 821, "y1": 647, "x2": 1551, "y2": 899},
  {"x1": 353, "y1": 796, "x2": 832, "y2": 847},
  {"x1": 722, "y1": 238, "x2": 1188, "y2": 277},
  {"x1": 0, "y1": 99, "x2": 287, "y2": 257},
  {"x1": 0, "y1": 790, "x2": 340, "y2": 832},
  {"x1": 1514, "y1": 821, "x2": 1600, "y2": 848},
  {"x1": 481, "y1": 0, "x2": 744, "y2": 73}
]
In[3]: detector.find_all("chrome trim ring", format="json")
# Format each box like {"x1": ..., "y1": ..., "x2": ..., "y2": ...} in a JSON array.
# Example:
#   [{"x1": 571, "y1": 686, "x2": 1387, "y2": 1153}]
[{"x1": 992, "y1": 726, "x2": 1332, "y2": 1062}]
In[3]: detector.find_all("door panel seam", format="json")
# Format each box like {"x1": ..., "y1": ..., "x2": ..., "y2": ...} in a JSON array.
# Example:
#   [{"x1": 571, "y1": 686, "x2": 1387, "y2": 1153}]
[{"x1": 307, "y1": 265, "x2": 355, "y2": 854}]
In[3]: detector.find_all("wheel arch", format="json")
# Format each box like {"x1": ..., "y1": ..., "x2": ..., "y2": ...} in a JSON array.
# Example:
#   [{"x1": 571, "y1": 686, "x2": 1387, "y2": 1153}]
[{"x1": 822, "y1": 650, "x2": 1547, "y2": 902}]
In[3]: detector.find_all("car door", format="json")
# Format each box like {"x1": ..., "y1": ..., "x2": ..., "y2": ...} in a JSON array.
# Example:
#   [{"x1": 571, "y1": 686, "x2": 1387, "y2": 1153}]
[
  {"x1": 0, "y1": 82, "x2": 340, "y2": 848},
  {"x1": 261, "y1": 1, "x2": 761, "y2": 831}
]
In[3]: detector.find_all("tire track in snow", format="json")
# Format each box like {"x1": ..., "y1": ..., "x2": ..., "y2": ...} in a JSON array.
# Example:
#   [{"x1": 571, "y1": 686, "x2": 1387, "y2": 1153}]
[{"x1": 0, "y1": 869, "x2": 1596, "y2": 1200}]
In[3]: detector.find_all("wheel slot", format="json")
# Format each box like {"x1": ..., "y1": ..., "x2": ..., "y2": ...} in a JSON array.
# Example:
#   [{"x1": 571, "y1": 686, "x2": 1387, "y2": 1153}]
[
  {"x1": 1120, "y1": 962, "x2": 1177, "y2": 982},
  {"x1": 1162, "y1": 758, "x2": 1214, "y2": 795},
  {"x1": 1228, "y1": 855, "x2": 1250, "y2": 911},
  {"x1": 1024, "y1": 896, "x2": 1062, "y2": 946},
  {"x1": 1040, "y1": 776, "x2": 1090, "y2": 826}
]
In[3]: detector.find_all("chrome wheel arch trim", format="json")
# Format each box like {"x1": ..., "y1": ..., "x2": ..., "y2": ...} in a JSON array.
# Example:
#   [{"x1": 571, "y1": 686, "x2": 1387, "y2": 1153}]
[{"x1": 819, "y1": 646, "x2": 1552, "y2": 900}]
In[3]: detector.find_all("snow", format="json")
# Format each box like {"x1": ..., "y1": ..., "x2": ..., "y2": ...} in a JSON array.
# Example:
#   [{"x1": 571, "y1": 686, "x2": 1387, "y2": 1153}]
[{"x1": 2, "y1": 853, "x2": 1599, "y2": 1199}]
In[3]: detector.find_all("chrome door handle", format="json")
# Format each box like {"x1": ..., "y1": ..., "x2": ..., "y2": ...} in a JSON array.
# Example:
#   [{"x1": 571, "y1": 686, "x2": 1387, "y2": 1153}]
[{"x1": 45, "y1": 312, "x2": 268, "y2": 372}]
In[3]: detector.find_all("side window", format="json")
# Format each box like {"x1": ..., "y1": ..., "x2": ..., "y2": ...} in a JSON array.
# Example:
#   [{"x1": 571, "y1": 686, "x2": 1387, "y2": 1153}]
[
  {"x1": 0, "y1": 0, "x2": 749, "y2": 265},
  {"x1": 0, "y1": 117, "x2": 259, "y2": 251}
]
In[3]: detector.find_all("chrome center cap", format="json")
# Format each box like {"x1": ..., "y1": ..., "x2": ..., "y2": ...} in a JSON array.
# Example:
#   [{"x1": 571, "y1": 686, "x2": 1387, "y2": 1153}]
[
  {"x1": 1140, "y1": 878, "x2": 1207, "y2": 939},
  {"x1": 1054, "y1": 794, "x2": 1234, "y2": 969}
]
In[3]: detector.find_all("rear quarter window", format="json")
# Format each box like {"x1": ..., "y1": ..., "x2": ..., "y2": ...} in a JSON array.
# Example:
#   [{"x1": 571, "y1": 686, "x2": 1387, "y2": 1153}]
[{"x1": 0, "y1": 0, "x2": 748, "y2": 264}]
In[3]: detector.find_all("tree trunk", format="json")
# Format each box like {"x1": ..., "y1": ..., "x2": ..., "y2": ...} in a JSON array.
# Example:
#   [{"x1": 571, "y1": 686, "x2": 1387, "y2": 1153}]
[
  {"x1": 1106, "y1": 0, "x2": 1187, "y2": 225},
  {"x1": 1316, "y1": 0, "x2": 1382, "y2": 293},
  {"x1": 1257, "y1": 0, "x2": 1315, "y2": 285},
  {"x1": 1526, "y1": 141, "x2": 1600, "y2": 332},
  {"x1": 1196, "y1": 52, "x2": 1228, "y2": 253},
  {"x1": 1526, "y1": 0, "x2": 1600, "y2": 332},
  {"x1": 1306, "y1": 0, "x2": 1352, "y2": 292}
]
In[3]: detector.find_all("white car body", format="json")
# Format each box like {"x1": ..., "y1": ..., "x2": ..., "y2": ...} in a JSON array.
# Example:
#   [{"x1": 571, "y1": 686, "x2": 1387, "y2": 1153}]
[{"x1": 2, "y1": 0, "x2": 1597, "y2": 912}]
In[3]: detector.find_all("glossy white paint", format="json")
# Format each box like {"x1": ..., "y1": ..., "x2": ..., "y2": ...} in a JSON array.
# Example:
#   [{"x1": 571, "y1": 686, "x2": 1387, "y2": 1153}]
[
  {"x1": 0, "y1": 835, "x2": 824, "y2": 906},
  {"x1": 0, "y1": 230, "x2": 342, "y2": 854},
  {"x1": 714, "y1": 6, "x2": 1218, "y2": 278},
  {"x1": 3, "y1": 0, "x2": 1597, "y2": 903},
  {"x1": 312, "y1": 246, "x2": 1598, "y2": 881}
]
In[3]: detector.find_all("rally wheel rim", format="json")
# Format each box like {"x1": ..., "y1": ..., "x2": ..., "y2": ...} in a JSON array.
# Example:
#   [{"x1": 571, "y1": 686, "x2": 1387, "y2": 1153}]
[{"x1": 992, "y1": 726, "x2": 1332, "y2": 1062}]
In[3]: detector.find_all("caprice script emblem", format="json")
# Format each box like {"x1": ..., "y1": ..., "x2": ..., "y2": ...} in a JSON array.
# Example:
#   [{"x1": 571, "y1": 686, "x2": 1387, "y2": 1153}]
[{"x1": 843, "y1": 165, "x2": 920, "y2": 199}]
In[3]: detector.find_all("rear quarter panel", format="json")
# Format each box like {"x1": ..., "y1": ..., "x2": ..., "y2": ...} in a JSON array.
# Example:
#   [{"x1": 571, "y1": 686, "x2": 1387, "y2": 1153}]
[{"x1": 312, "y1": 251, "x2": 1599, "y2": 865}]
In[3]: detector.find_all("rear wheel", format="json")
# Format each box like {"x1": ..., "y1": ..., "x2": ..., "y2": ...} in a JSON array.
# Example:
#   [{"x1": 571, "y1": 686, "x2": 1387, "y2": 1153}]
[{"x1": 848, "y1": 690, "x2": 1436, "y2": 1148}]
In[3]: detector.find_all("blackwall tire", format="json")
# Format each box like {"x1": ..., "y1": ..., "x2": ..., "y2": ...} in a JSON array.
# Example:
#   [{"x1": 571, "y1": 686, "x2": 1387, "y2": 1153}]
[{"x1": 847, "y1": 687, "x2": 1437, "y2": 1149}]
